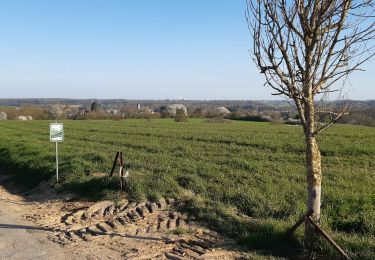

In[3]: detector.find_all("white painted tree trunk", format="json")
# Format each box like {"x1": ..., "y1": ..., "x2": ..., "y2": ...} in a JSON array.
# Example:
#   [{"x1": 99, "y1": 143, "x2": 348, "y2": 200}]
[
  {"x1": 306, "y1": 136, "x2": 322, "y2": 221},
  {"x1": 304, "y1": 100, "x2": 323, "y2": 244}
]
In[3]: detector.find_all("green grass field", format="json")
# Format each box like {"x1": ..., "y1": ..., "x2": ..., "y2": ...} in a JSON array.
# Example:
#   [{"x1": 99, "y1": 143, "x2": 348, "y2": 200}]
[{"x1": 0, "y1": 119, "x2": 374, "y2": 259}]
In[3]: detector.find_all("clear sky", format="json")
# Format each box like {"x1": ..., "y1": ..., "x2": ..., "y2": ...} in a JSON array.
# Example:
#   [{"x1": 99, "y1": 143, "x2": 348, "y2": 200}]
[{"x1": 0, "y1": 0, "x2": 374, "y2": 100}]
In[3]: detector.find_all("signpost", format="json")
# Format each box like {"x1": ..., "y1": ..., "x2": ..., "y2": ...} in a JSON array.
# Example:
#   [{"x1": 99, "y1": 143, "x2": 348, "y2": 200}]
[{"x1": 50, "y1": 123, "x2": 64, "y2": 183}]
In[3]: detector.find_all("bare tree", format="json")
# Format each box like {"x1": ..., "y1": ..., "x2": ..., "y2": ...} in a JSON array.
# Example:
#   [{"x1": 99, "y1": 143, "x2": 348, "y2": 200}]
[{"x1": 246, "y1": 0, "x2": 375, "y2": 242}]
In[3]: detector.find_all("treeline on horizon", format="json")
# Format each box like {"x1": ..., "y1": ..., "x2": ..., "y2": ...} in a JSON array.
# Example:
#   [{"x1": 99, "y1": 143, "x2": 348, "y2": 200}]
[
  {"x1": 1, "y1": 98, "x2": 374, "y2": 107},
  {"x1": 0, "y1": 99, "x2": 374, "y2": 127}
]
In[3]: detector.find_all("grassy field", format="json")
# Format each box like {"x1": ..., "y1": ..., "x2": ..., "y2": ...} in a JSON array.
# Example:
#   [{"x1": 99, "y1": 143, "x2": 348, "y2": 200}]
[{"x1": 0, "y1": 119, "x2": 374, "y2": 258}]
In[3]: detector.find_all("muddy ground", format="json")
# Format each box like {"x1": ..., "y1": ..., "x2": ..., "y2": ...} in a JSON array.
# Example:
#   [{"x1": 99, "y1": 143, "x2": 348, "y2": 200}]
[{"x1": 0, "y1": 176, "x2": 247, "y2": 259}]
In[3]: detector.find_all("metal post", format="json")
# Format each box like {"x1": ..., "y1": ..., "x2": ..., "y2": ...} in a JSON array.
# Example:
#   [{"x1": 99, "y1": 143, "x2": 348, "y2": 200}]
[{"x1": 55, "y1": 142, "x2": 59, "y2": 183}]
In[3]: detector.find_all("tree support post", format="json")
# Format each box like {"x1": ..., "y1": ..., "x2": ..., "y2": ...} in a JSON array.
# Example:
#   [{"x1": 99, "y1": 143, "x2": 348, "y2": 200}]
[
  {"x1": 287, "y1": 210, "x2": 351, "y2": 260},
  {"x1": 109, "y1": 151, "x2": 127, "y2": 190},
  {"x1": 306, "y1": 216, "x2": 351, "y2": 260}
]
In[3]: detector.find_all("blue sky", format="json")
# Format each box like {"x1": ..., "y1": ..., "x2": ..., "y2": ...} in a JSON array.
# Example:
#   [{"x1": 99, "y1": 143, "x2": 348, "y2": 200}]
[{"x1": 0, "y1": 0, "x2": 374, "y2": 100}]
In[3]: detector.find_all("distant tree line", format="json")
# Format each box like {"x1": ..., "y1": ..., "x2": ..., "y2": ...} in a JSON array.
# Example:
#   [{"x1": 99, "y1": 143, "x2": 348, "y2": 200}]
[
  {"x1": 0, "y1": 101, "x2": 374, "y2": 127},
  {"x1": 337, "y1": 107, "x2": 375, "y2": 127}
]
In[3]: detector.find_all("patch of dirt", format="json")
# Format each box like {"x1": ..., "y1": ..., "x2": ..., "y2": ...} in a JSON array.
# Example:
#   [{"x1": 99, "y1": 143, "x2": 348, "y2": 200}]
[{"x1": 2, "y1": 178, "x2": 247, "y2": 259}]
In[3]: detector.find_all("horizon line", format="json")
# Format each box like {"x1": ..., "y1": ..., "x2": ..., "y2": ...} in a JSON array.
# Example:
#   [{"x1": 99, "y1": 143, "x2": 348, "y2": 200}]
[{"x1": 0, "y1": 97, "x2": 374, "y2": 102}]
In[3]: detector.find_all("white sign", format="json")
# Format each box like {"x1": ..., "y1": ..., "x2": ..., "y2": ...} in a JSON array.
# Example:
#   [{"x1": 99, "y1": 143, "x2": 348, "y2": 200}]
[{"x1": 50, "y1": 123, "x2": 64, "y2": 142}]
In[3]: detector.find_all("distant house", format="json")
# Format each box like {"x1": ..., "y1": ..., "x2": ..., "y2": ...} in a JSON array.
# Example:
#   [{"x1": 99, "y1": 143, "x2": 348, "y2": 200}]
[{"x1": 78, "y1": 106, "x2": 90, "y2": 115}]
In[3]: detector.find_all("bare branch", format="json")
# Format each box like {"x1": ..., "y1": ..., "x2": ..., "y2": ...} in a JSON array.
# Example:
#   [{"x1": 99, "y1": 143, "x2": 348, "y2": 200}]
[{"x1": 247, "y1": 0, "x2": 375, "y2": 135}]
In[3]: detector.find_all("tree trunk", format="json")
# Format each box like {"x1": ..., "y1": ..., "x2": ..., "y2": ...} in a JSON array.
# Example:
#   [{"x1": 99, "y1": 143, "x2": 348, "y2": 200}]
[
  {"x1": 305, "y1": 136, "x2": 322, "y2": 221},
  {"x1": 303, "y1": 99, "x2": 323, "y2": 245},
  {"x1": 304, "y1": 133, "x2": 322, "y2": 247}
]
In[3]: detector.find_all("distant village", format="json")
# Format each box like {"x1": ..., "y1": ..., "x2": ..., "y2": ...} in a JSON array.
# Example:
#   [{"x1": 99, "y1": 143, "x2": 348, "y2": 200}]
[
  {"x1": 0, "y1": 99, "x2": 295, "y2": 122},
  {"x1": 0, "y1": 99, "x2": 374, "y2": 127}
]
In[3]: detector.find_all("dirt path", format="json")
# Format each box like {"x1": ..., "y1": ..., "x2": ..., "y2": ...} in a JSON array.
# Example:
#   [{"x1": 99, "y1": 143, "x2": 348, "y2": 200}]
[
  {"x1": 0, "y1": 183, "x2": 77, "y2": 259},
  {"x1": 0, "y1": 177, "x2": 245, "y2": 259}
]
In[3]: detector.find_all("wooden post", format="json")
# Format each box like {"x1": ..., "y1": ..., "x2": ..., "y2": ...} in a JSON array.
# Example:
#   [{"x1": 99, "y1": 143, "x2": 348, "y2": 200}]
[
  {"x1": 306, "y1": 216, "x2": 351, "y2": 260},
  {"x1": 286, "y1": 209, "x2": 313, "y2": 237},
  {"x1": 109, "y1": 151, "x2": 127, "y2": 190},
  {"x1": 286, "y1": 210, "x2": 350, "y2": 259},
  {"x1": 109, "y1": 152, "x2": 119, "y2": 177},
  {"x1": 119, "y1": 152, "x2": 124, "y2": 190}
]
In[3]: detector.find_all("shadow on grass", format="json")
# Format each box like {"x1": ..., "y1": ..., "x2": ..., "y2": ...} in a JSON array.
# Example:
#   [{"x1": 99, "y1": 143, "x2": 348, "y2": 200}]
[
  {"x1": 178, "y1": 198, "x2": 302, "y2": 258},
  {"x1": 0, "y1": 148, "x2": 51, "y2": 188},
  {"x1": 61, "y1": 176, "x2": 120, "y2": 201}
]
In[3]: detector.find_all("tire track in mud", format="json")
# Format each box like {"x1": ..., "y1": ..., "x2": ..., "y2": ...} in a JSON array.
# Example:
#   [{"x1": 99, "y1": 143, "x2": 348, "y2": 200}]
[{"x1": 29, "y1": 198, "x2": 244, "y2": 259}]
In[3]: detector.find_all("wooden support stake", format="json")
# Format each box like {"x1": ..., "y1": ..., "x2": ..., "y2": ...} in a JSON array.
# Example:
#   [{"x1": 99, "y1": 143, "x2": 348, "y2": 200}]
[
  {"x1": 306, "y1": 216, "x2": 351, "y2": 260},
  {"x1": 119, "y1": 152, "x2": 124, "y2": 190},
  {"x1": 109, "y1": 151, "x2": 128, "y2": 190},
  {"x1": 109, "y1": 152, "x2": 120, "y2": 177},
  {"x1": 286, "y1": 209, "x2": 314, "y2": 237}
]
